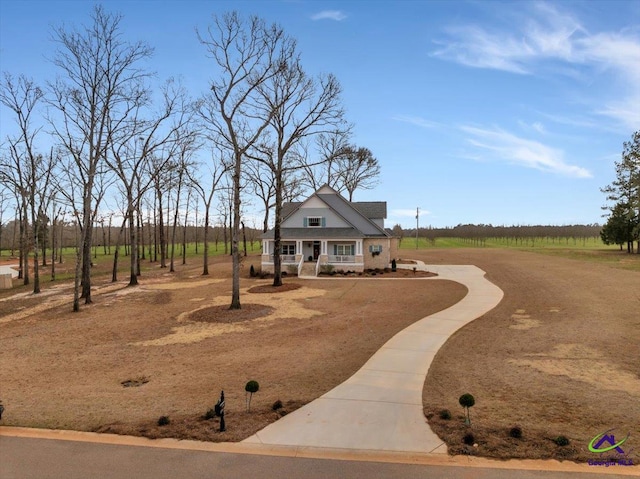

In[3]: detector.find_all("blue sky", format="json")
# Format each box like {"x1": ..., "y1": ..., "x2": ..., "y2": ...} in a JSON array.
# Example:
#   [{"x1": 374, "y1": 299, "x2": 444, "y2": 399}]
[{"x1": 1, "y1": 0, "x2": 639, "y2": 228}]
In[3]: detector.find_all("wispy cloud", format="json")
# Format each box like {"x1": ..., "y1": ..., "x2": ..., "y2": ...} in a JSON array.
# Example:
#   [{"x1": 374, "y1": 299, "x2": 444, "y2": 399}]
[
  {"x1": 310, "y1": 10, "x2": 347, "y2": 21},
  {"x1": 392, "y1": 115, "x2": 441, "y2": 129},
  {"x1": 432, "y1": 3, "x2": 640, "y2": 129},
  {"x1": 518, "y1": 120, "x2": 546, "y2": 134},
  {"x1": 460, "y1": 125, "x2": 592, "y2": 178}
]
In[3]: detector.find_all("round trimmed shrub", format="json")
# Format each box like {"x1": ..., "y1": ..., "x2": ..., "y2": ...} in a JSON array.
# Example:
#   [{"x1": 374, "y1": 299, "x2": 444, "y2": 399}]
[
  {"x1": 509, "y1": 426, "x2": 523, "y2": 439},
  {"x1": 438, "y1": 409, "x2": 452, "y2": 420},
  {"x1": 463, "y1": 432, "x2": 475, "y2": 445},
  {"x1": 157, "y1": 415, "x2": 170, "y2": 426},
  {"x1": 554, "y1": 435, "x2": 570, "y2": 446}
]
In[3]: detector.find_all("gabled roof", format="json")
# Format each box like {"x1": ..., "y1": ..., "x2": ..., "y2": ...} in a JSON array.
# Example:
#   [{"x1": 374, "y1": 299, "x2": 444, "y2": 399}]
[{"x1": 275, "y1": 185, "x2": 389, "y2": 238}]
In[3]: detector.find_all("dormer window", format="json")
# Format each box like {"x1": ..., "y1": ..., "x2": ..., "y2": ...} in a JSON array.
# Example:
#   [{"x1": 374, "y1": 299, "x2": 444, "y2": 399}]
[{"x1": 305, "y1": 216, "x2": 324, "y2": 227}]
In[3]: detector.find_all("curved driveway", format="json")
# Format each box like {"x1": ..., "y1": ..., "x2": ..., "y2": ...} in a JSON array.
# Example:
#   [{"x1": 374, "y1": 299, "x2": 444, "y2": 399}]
[{"x1": 244, "y1": 263, "x2": 504, "y2": 453}]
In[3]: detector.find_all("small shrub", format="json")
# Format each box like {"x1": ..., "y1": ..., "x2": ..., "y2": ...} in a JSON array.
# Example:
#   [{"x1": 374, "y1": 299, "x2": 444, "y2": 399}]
[
  {"x1": 272, "y1": 399, "x2": 283, "y2": 411},
  {"x1": 249, "y1": 264, "x2": 256, "y2": 277},
  {"x1": 463, "y1": 432, "x2": 475, "y2": 445},
  {"x1": 204, "y1": 408, "x2": 216, "y2": 420},
  {"x1": 439, "y1": 409, "x2": 452, "y2": 420},
  {"x1": 157, "y1": 416, "x2": 170, "y2": 426},
  {"x1": 509, "y1": 426, "x2": 523, "y2": 439},
  {"x1": 554, "y1": 435, "x2": 570, "y2": 446},
  {"x1": 391, "y1": 259, "x2": 397, "y2": 272}
]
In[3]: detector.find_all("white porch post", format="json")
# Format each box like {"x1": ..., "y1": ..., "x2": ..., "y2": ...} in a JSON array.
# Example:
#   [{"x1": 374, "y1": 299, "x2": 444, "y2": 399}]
[
  {"x1": 321, "y1": 240, "x2": 327, "y2": 255},
  {"x1": 296, "y1": 240, "x2": 302, "y2": 254},
  {"x1": 356, "y1": 240, "x2": 362, "y2": 255}
]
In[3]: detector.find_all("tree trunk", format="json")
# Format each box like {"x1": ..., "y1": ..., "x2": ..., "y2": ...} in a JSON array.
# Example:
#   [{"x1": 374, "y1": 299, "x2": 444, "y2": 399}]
[
  {"x1": 272, "y1": 171, "x2": 284, "y2": 287},
  {"x1": 128, "y1": 204, "x2": 138, "y2": 286},
  {"x1": 203, "y1": 205, "x2": 210, "y2": 276},
  {"x1": 230, "y1": 162, "x2": 241, "y2": 310}
]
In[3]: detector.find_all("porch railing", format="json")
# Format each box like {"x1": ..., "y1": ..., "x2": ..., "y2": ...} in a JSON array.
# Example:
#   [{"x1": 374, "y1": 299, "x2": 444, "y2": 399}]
[{"x1": 328, "y1": 255, "x2": 356, "y2": 263}]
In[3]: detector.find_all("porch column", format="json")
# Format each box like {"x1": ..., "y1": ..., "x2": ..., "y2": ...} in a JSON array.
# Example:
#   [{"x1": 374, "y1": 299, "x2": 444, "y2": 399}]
[
  {"x1": 263, "y1": 240, "x2": 269, "y2": 254},
  {"x1": 296, "y1": 240, "x2": 302, "y2": 254},
  {"x1": 356, "y1": 240, "x2": 362, "y2": 255},
  {"x1": 321, "y1": 240, "x2": 327, "y2": 255}
]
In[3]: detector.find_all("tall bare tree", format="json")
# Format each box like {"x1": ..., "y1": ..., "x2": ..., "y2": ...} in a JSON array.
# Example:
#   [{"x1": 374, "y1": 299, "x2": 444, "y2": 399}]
[
  {"x1": 188, "y1": 146, "x2": 229, "y2": 275},
  {"x1": 197, "y1": 12, "x2": 288, "y2": 309},
  {"x1": 48, "y1": 5, "x2": 153, "y2": 310},
  {"x1": 106, "y1": 79, "x2": 193, "y2": 285},
  {"x1": 0, "y1": 74, "x2": 54, "y2": 293},
  {"x1": 250, "y1": 49, "x2": 347, "y2": 286}
]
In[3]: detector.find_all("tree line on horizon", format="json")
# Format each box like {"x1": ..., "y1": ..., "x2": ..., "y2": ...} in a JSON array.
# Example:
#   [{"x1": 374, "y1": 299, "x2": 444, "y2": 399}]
[
  {"x1": 392, "y1": 223, "x2": 603, "y2": 247},
  {"x1": 0, "y1": 7, "x2": 381, "y2": 310}
]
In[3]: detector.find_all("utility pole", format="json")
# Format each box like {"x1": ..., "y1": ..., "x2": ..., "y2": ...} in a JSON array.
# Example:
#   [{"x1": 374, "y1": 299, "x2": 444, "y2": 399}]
[{"x1": 416, "y1": 207, "x2": 419, "y2": 249}]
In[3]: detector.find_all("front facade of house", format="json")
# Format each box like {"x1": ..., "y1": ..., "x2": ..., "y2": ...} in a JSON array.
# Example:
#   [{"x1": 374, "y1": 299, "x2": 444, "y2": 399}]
[{"x1": 261, "y1": 185, "x2": 396, "y2": 275}]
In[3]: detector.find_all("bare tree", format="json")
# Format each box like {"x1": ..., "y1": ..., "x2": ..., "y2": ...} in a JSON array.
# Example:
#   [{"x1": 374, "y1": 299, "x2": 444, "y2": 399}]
[
  {"x1": 298, "y1": 130, "x2": 350, "y2": 193},
  {"x1": 250, "y1": 49, "x2": 347, "y2": 286},
  {"x1": 0, "y1": 74, "x2": 54, "y2": 293},
  {"x1": 334, "y1": 146, "x2": 381, "y2": 201},
  {"x1": 187, "y1": 146, "x2": 228, "y2": 275},
  {"x1": 106, "y1": 79, "x2": 193, "y2": 285},
  {"x1": 197, "y1": 12, "x2": 288, "y2": 309},
  {"x1": 48, "y1": 5, "x2": 153, "y2": 310}
]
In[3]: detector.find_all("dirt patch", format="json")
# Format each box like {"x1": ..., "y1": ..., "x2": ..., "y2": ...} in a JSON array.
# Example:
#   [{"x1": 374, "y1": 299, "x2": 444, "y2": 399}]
[
  {"x1": 247, "y1": 283, "x2": 302, "y2": 294},
  {"x1": 188, "y1": 304, "x2": 275, "y2": 323}
]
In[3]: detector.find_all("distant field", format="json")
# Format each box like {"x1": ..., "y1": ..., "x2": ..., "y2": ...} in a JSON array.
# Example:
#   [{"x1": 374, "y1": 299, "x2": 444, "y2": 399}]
[{"x1": 398, "y1": 237, "x2": 640, "y2": 271}]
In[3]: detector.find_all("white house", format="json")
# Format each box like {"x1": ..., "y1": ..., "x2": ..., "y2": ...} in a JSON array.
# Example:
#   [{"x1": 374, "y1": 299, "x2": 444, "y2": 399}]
[{"x1": 261, "y1": 185, "x2": 397, "y2": 276}]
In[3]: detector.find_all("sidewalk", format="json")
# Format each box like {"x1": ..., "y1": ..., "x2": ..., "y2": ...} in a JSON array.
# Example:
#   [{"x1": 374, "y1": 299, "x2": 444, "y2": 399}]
[
  {"x1": 0, "y1": 264, "x2": 19, "y2": 278},
  {"x1": 243, "y1": 262, "x2": 504, "y2": 453}
]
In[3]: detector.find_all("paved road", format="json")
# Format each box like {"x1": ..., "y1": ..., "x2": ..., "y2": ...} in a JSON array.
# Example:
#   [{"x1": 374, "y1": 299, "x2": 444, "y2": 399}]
[{"x1": 2, "y1": 435, "x2": 635, "y2": 479}]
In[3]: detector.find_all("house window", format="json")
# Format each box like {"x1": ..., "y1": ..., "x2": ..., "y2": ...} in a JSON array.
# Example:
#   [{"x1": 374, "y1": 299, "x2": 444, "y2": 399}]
[
  {"x1": 281, "y1": 244, "x2": 295, "y2": 255},
  {"x1": 307, "y1": 216, "x2": 322, "y2": 227},
  {"x1": 334, "y1": 244, "x2": 354, "y2": 255},
  {"x1": 369, "y1": 244, "x2": 382, "y2": 253}
]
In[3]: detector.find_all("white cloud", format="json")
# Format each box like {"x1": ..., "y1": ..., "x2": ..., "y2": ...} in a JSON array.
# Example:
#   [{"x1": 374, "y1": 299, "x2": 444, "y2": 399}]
[
  {"x1": 460, "y1": 125, "x2": 592, "y2": 178},
  {"x1": 432, "y1": 3, "x2": 640, "y2": 129},
  {"x1": 310, "y1": 10, "x2": 347, "y2": 21},
  {"x1": 392, "y1": 115, "x2": 441, "y2": 129}
]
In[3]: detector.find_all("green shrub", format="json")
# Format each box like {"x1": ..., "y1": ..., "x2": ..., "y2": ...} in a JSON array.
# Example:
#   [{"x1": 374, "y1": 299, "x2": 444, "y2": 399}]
[
  {"x1": 554, "y1": 435, "x2": 570, "y2": 446},
  {"x1": 249, "y1": 265, "x2": 256, "y2": 277},
  {"x1": 157, "y1": 416, "x2": 170, "y2": 426},
  {"x1": 463, "y1": 432, "x2": 475, "y2": 445},
  {"x1": 391, "y1": 259, "x2": 397, "y2": 272},
  {"x1": 509, "y1": 426, "x2": 523, "y2": 438},
  {"x1": 438, "y1": 409, "x2": 452, "y2": 420},
  {"x1": 204, "y1": 408, "x2": 216, "y2": 420},
  {"x1": 272, "y1": 399, "x2": 283, "y2": 411}
]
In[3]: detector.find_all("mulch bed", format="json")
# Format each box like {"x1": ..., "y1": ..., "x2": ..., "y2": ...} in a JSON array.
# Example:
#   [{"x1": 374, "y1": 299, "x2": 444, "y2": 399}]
[{"x1": 188, "y1": 304, "x2": 275, "y2": 323}]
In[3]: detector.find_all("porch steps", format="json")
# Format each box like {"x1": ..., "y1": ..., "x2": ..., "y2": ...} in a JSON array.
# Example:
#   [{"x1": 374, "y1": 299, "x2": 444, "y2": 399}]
[{"x1": 298, "y1": 262, "x2": 317, "y2": 277}]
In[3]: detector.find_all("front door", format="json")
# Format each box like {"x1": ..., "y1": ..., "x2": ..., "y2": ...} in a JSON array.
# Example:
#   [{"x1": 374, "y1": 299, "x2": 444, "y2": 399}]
[{"x1": 313, "y1": 242, "x2": 320, "y2": 260}]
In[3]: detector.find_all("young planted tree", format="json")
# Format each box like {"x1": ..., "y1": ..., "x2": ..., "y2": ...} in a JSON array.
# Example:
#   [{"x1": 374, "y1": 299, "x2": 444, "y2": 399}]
[
  {"x1": 48, "y1": 5, "x2": 154, "y2": 310},
  {"x1": 197, "y1": 12, "x2": 290, "y2": 308},
  {"x1": 459, "y1": 393, "x2": 475, "y2": 425}
]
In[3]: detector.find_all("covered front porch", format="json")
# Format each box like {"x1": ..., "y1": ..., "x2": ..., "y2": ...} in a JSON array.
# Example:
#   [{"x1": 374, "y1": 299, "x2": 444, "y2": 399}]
[{"x1": 261, "y1": 239, "x2": 365, "y2": 275}]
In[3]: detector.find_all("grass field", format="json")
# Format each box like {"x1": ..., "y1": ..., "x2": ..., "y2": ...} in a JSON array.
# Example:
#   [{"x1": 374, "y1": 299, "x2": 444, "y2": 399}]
[{"x1": 399, "y1": 237, "x2": 640, "y2": 271}]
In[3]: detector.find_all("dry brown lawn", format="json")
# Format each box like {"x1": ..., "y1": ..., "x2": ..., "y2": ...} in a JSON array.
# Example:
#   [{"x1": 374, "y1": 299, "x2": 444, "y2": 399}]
[
  {"x1": 0, "y1": 255, "x2": 465, "y2": 442},
  {"x1": 1, "y1": 249, "x2": 638, "y2": 465},
  {"x1": 420, "y1": 248, "x2": 640, "y2": 463}
]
